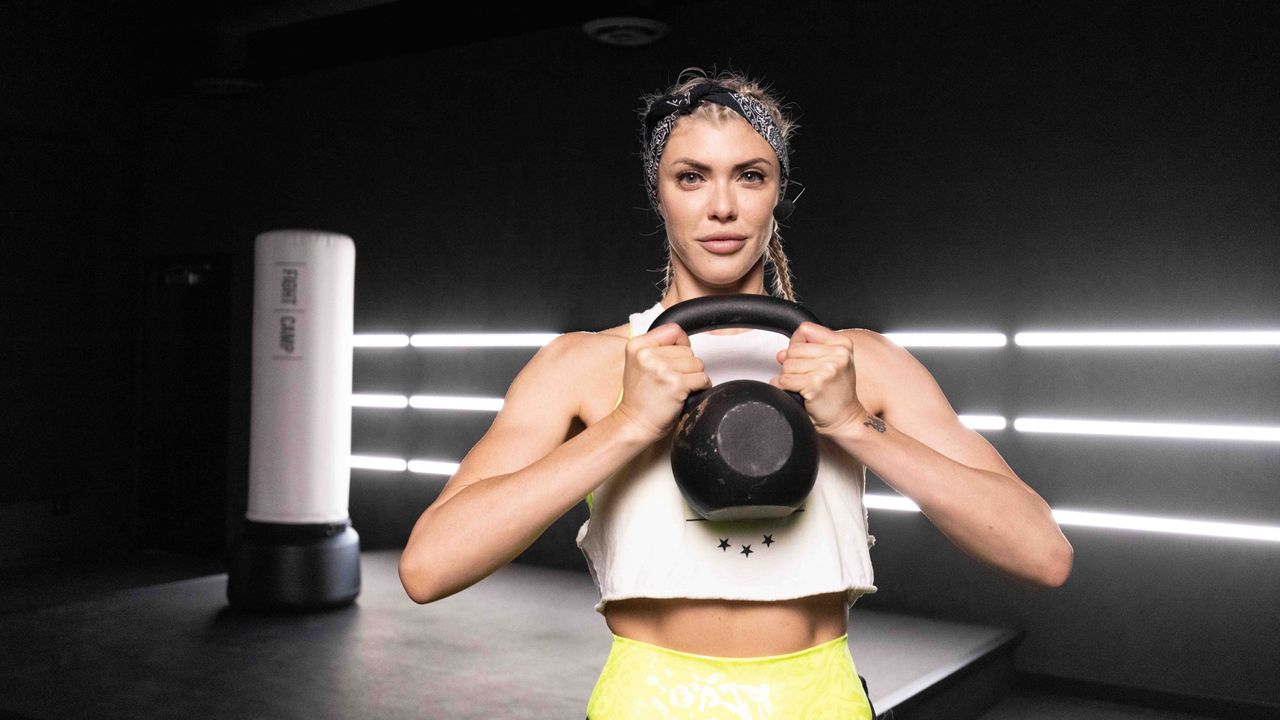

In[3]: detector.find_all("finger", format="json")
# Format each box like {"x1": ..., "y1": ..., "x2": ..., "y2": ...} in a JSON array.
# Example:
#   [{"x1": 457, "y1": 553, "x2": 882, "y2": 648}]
[
  {"x1": 687, "y1": 371, "x2": 712, "y2": 391},
  {"x1": 779, "y1": 345, "x2": 854, "y2": 368},
  {"x1": 789, "y1": 322, "x2": 827, "y2": 344},
  {"x1": 773, "y1": 373, "x2": 815, "y2": 401},
  {"x1": 795, "y1": 321, "x2": 843, "y2": 341},
  {"x1": 779, "y1": 357, "x2": 826, "y2": 374},
  {"x1": 649, "y1": 345, "x2": 705, "y2": 364},
  {"x1": 791, "y1": 323, "x2": 853, "y2": 350},
  {"x1": 779, "y1": 342, "x2": 829, "y2": 358},
  {"x1": 663, "y1": 355, "x2": 706, "y2": 373},
  {"x1": 647, "y1": 323, "x2": 691, "y2": 346}
]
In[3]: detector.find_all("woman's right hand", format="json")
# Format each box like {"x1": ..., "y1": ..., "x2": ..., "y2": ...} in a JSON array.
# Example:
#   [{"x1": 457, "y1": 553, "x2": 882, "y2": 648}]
[{"x1": 611, "y1": 322, "x2": 712, "y2": 443}]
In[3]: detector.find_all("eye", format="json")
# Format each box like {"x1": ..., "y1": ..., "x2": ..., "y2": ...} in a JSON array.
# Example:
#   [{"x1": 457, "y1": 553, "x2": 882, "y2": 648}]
[
  {"x1": 742, "y1": 169, "x2": 766, "y2": 183},
  {"x1": 676, "y1": 171, "x2": 702, "y2": 185}
]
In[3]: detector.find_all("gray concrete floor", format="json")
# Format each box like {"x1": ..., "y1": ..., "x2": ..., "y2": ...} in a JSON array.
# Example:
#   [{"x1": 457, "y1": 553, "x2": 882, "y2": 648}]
[
  {"x1": 979, "y1": 689, "x2": 1222, "y2": 720},
  {"x1": 0, "y1": 549, "x2": 1228, "y2": 720}
]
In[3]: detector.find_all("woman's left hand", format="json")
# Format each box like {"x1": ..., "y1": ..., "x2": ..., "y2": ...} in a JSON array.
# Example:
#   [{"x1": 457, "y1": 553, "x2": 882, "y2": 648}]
[{"x1": 770, "y1": 322, "x2": 870, "y2": 436}]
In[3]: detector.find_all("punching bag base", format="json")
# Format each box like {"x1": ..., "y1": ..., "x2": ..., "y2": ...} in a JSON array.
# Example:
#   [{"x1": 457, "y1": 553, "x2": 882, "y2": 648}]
[{"x1": 227, "y1": 520, "x2": 361, "y2": 613}]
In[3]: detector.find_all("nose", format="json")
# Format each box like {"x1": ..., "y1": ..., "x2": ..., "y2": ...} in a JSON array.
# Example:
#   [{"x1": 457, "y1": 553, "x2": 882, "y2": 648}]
[{"x1": 707, "y1": 179, "x2": 737, "y2": 221}]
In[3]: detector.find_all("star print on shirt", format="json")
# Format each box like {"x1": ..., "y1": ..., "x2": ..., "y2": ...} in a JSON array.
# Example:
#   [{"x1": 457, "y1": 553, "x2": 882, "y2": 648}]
[
  {"x1": 740, "y1": 544, "x2": 753, "y2": 557},
  {"x1": 762, "y1": 534, "x2": 774, "y2": 547},
  {"x1": 718, "y1": 538, "x2": 731, "y2": 551}
]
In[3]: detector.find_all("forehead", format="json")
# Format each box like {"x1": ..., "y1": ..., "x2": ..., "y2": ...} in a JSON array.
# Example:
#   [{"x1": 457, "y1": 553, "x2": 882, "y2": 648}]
[{"x1": 660, "y1": 114, "x2": 776, "y2": 167}]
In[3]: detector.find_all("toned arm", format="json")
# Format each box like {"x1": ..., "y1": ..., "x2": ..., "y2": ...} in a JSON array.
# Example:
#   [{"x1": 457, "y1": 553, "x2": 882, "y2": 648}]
[
  {"x1": 398, "y1": 331, "x2": 652, "y2": 604},
  {"x1": 832, "y1": 330, "x2": 1073, "y2": 588}
]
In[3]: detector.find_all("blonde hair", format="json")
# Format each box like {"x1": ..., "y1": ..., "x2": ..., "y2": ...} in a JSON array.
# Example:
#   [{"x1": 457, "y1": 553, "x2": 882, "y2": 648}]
[{"x1": 639, "y1": 66, "x2": 802, "y2": 303}]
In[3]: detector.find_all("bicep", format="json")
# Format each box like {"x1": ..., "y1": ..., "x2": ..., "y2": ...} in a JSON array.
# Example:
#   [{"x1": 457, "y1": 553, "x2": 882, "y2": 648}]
[
  {"x1": 865, "y1": 332, "x2": 1024, "y2": 485},
  {"x1": 429, "y1": 333, "x2": 583, "y2": 510}
]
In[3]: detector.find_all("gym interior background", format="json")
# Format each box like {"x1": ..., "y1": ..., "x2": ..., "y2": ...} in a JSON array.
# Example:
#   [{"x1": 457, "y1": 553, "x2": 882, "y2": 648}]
[{"x1": 3, "y1": 0, "x2": 1277, "y2": 716}]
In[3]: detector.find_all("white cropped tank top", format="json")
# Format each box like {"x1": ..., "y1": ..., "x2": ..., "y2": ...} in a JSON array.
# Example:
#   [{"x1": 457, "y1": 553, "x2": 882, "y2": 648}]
[{"x1": 575, "y1": 300, "x2": 878, "y2": 616}]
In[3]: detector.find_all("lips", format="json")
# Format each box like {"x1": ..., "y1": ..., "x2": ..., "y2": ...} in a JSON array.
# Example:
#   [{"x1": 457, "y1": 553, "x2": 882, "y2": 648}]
[{"x1": 698, "y1": 234, "x2": 748, "y2": 255}]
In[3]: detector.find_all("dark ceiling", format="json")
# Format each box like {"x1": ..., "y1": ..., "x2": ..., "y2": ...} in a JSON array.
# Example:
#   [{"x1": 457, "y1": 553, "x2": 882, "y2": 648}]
[{"x1": 133, "y1": 0, "x2": 716, "y2": 94}]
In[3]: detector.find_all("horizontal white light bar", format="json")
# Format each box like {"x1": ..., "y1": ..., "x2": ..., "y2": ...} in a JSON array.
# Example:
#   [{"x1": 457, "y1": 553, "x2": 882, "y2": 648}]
[
  {"x1": 350, "y1": 455, "x2": 407, "y2": 472},
  {"x1": 408, "y1": 459, "x2": 461, "y2": 476},
  {"x1": 1015, "y1": 331, "x2": 1280, "y2": 347},
  {"x1": 410, "y1": 333, "x2": 558, "y2": 348},
  {"x1": 863, "y1": 493, "x2": 1280, "y2": 542},
  {"x1": 352, "y1": 468, "x2": 1279, "y2": 542},
  {"x1": 1015, "y1": 417, "x2": 1280, "y2": 442},
  {"x1": 410, "y1": 395, "x2": 504, "y2": 411},
  {"x1": 1053, "y1": 509, "x2": 1280, "y2": 542},
  {"x1": 350, "y1": 456, "x2": 459, "y2": 475},
  {"x1": 366, "y1": 330, "x2": 1280, "y2": 348},
  {"x1": 353, "y1": 334, "x2": 411, "y2": 348},
  {"x1": 352, "y1": 394, "x2": 410, "y2": 408},
  {"x1": 864, "y1": 493, "x2": 921, "y2": 512},
  {"x1": 958, "y1": 415, "x2": 1007, "y2": 430},
  {"x1": 882, "y1": 332, "x2": 1007, "y2": 348}
]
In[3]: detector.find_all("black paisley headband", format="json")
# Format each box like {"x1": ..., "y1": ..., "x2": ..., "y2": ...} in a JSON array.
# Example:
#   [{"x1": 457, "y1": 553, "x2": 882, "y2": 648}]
[{"x1": 642, "y1": 80, "x2": 791, "y2": 215}]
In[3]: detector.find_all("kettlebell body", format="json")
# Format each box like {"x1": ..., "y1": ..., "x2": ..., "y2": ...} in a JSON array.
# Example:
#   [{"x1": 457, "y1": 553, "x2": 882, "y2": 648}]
[{"x1": 652, "y1": 294, "x2": 823, "y2": 522}]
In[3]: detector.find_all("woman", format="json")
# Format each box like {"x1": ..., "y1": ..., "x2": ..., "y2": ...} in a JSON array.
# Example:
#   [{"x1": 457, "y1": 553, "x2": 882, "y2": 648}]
[{"x1": 399, "y1": 67, "x2": 1074, "y2": 719}]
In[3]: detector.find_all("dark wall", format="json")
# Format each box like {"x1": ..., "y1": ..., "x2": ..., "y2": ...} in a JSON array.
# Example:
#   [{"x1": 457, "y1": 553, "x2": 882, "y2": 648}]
[
  {"x1": 6, "y1": 0, "x2": 1278, "y2": 708},
  {"x1": 0, "y1": 1, "x2": 141, "y2": 563}
]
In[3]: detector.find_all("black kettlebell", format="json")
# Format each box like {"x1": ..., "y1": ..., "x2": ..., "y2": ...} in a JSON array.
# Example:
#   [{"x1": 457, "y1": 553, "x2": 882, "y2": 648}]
[{"x1": 651, "y1": 294, "x2": 822, "y2": 522}]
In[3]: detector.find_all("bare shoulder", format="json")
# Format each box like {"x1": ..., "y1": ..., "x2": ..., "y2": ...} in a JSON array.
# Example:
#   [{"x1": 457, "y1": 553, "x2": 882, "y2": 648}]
[
  {"x1": 558, "y1": 322, "x2": 629, "y2": 358},
  {"x1": 835, "y1": 327, "x2": 907, "y2": 418},
  {"x1": 546, "y1": 324, "x2": 629, "y2": 410},
  {"x1": 540, "y1": 329, "x2": 618, "y2": 372},
  {"x1": 597, "y1": 321, "x2": 632, "y2": 340},
  {"x1": 837, "y1": 327, "x2": 960, "y2": 424},
  {"x1": 576, "y1": 321, "x2": 632, "y2": 357},
  {"x1": 839, "y1": 327, "x2": 894, "y2": 355}
]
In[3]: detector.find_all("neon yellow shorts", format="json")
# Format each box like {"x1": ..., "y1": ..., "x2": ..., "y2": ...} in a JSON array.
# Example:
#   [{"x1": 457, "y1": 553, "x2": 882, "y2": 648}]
[{"x1": 585, "y1": 633, "x2": 874, "y2": 719}]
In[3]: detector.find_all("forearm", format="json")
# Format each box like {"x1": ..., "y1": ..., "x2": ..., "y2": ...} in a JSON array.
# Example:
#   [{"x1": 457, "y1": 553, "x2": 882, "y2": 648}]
[
  {"x1": 400, "y1": 413, "x2": 654, "y2": 603},
  {"x1": 830, "y1": 414, "x2": 1072, "y2": 587}
]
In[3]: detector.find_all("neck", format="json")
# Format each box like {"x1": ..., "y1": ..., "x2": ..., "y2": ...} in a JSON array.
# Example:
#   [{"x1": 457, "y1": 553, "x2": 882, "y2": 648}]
[
  {"x1": 660, "y1": 258, "x2": 768, "y2": 311},
  {"x1": 659, "y1": 258, "x2": 768, "y2": 335}
]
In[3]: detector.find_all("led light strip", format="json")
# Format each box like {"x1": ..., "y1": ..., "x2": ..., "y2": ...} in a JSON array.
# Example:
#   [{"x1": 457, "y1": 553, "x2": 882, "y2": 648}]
[
  {"x1": 1051, "y1": 509, "x2": 1280, "y2": 542},
  {"x1": 350, "y1": 399, "x2": 1280, "y2": 443},
  {"x1": 358, "y1": 329, "x2": 1280, "y2": 348},
  {"x1": 1016, "y1": 331, "x2": 1280, "y2": 347},
  {"x1": 344, "y1": 466, "x2": 1280, "y2": 543},
  {"x1": 410, "y1": 395, "x2": 504, "y2": 411},
  {"x1": 349, "y1": 455, "x2": 408, "y2": 472},
  {"x1": 355, "y1": 333, "x2": 559, "y2": 347},
  {"x1": 882, "y1": 332, "x2": 1007, "y2": 347},
  {"x1": 957, "y1": 415, "x2": 1007, "y2": 430},
  {"x1": 361, "y1": 332, "x2": 1009, "y2": 349},
  {"x1": 861, "y1": 492, "x2": 1280, "y2": 542},
  {"x1": 350, "y1": 456, "x2": 462, "y2": 474},
  {"x1": 1015, "y1": 417, "x2": 1280, "y2": 443},
  {"x1": 351, "y1": 394, "x2": 504, "y2": 411},
  {"x1": 411, "y1": 333, "x2": 559, "y2": 347},
  {"x1": 351, "y1": 394, "x2": 410, "y2": 408},
  {"x1": 353, "y1": 334, "x2": 411, "y2": 348},
  {"x1": 407, "y1": 459, "x2": 462, "y2": 475},
  {"x1": 352, "y1": 399, "x2": 1013, "y2": 430}
]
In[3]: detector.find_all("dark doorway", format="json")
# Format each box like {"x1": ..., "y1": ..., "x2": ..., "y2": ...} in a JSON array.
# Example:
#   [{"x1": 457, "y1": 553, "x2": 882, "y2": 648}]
[{"x1": 136, "y1": 254, "x2": 231, "y2": 559}]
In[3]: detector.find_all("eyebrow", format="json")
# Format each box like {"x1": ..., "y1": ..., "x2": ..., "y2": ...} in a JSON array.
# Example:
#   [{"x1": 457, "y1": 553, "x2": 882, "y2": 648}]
[{"x1": 669, "y1": 157, "x2": 774, "y2": 171}]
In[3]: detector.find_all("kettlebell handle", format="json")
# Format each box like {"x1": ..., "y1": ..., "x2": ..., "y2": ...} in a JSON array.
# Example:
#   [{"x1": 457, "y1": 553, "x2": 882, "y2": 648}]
[
  {"x1": 651, "y1": 294, "x2": 822, "y2": 409},
  {"x1": 650, "y1": 294, "x2": 821, "y2": 338}
]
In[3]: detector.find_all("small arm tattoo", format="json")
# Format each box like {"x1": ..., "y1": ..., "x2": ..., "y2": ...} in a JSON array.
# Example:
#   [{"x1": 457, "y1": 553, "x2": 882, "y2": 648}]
[{"x1": 863, "y1": 415, "x2": 886, "y2": 433}]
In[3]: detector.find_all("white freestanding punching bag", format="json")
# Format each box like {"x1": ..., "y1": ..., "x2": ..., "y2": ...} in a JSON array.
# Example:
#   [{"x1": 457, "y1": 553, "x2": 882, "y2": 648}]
[{"x1": 227, "y1": 229, "x2": 361, "y2": 611}]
